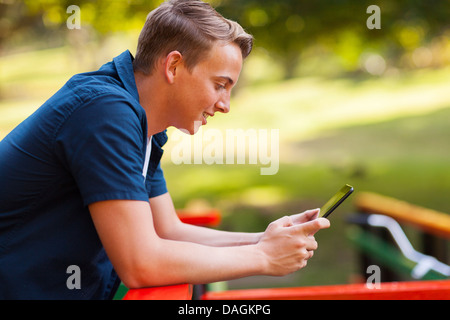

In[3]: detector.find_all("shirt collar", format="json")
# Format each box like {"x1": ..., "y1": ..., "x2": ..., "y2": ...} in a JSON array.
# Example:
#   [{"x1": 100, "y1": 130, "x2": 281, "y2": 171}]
[
  {"x1": 113, "y1": 50, "x2": 140, "y2": 103},
  {"x1": 113, "y1": 50, "x2": 168, "y2": 148},
  {"x1": 153, "y1": 130, "x2": 168, "y2": 148}
]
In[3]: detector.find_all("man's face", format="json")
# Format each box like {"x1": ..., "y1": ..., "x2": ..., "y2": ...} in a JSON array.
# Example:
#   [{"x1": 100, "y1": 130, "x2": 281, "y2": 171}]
[{"x1": 171, "y1": 42, "x2": 243, "y2": 134}]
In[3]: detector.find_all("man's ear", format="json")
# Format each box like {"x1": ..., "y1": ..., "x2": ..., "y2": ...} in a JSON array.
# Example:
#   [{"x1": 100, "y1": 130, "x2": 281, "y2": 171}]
[{"x1": 164, "y1": 51, "x2": 183, "y2": 84}]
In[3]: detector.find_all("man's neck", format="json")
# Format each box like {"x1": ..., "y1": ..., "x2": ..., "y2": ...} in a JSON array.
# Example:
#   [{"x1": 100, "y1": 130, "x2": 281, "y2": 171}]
[{"x1": 134, "y1": 70, "x2": 171, "y2": 136}]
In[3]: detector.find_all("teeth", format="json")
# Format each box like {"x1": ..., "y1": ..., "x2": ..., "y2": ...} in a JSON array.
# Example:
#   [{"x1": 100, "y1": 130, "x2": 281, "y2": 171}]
[{"x1": 203, "y1": 112, "x2": 209, "y2": 119}]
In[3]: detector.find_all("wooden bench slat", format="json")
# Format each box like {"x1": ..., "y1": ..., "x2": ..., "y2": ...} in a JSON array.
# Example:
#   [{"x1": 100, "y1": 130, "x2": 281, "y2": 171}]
[{"x1": 354, "y1": 192, "x2": 450, "y2": 239}]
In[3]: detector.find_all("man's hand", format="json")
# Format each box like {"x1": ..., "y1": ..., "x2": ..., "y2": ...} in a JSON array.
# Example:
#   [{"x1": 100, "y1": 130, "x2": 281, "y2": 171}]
[{"x1": 257, "y1": 209, "x2": 330, "y2": 276}]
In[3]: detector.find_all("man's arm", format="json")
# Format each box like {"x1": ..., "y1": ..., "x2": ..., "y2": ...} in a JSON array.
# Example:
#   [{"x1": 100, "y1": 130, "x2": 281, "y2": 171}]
[
  {"x1": 149, "y1": 192, "x2": 262, "y2": 247},
  {"x1": 89, "y1": 199, "x2": 329, "y2": 288}
]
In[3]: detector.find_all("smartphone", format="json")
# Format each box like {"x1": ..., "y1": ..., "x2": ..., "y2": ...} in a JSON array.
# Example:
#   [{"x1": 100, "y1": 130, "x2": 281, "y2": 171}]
[{"x1": 319, "y1": 184, "x2": 354, "y2": 218}]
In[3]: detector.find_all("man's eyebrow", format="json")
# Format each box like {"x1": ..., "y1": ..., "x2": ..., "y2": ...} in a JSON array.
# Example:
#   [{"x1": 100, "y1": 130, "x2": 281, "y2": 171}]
[{"x1": 218, "y1": 76, "x2": 234, "y2": 85}]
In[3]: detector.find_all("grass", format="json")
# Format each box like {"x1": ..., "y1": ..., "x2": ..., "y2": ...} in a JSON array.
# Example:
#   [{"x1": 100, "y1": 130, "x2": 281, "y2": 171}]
[
  {"x1": 1, "y1": 46, "x2": 450, "y2": 289},
  {"x1": 162, "y1": 66, "x2": 450, "y2": 212}
]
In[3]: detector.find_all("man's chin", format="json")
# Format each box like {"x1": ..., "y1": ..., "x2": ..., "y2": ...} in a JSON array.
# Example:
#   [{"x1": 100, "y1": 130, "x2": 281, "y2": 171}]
[{"x1": 177, "y1": 121, "x2": 203, "y2": 135}]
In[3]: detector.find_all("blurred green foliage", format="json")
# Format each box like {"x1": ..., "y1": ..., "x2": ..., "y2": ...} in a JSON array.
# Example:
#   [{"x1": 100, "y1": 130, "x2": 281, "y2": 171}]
[
  {"x1": 0, "y1": 0, "x2": 158, "y2": 50},
  {"x1": 1, "y1": 0, "x2": 449, "y2": 78},
  {"x1": 216, "y1": 0, "x2": 449, "y2": 77}
]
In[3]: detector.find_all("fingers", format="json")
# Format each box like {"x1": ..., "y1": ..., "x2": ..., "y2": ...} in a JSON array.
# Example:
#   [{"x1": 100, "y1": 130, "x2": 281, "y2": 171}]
[
  {"x1": 272, "y1": 208, "x2": 326, "y2": 230},
  {"x1": 269, "y1": 215, "x2": 294, "y2": 228},
  {"x1": 289, "y1": 208, "x2": 320, "y2": 225},
  {"x1": 295, "y1": 242, "x2": 316, "y2": 270},
  {"x1": 302, "y1": 250, "x2": 315, "y2": 268},
  {"x1": 267, "y1": 212, "x2": 330, "y2": 241},
  {"x1": 291, "y1": 217, "x2": 330, "y2": 236}
]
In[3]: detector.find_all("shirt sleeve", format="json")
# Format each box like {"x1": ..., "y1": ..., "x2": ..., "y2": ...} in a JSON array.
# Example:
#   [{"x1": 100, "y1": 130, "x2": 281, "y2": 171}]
[
  {"x1": 145, "y1": 162, "x2": 168, "y2": 198},
  {"x1": 55, "y1": 94, "x2": 150, "y2": 206}
]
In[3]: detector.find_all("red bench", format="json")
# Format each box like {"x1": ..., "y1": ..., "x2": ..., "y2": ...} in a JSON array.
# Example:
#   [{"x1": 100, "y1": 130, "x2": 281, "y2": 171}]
[
  {"x1": 201, "y1": 279, "x2": 450, "y2": 300},
  {"x1": 123, "y1": 284, "x2": 193, "y2": 300}
]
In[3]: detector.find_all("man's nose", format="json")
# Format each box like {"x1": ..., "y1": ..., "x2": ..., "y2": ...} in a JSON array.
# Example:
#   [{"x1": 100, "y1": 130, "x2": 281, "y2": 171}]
[{"x1": 215, "y1": 95, "x2": 230, "y2": 113}]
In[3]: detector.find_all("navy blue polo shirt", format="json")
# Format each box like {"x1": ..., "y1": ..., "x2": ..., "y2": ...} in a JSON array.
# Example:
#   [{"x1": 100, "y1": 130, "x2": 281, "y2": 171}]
[{"x1": 0, "y1": 51, "x2": 168, "y2": 299}]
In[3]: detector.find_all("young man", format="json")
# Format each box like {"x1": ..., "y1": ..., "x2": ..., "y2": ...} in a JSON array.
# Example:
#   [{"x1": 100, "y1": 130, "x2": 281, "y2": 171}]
[{"x1": 0, "y1": 0, "x2": 329, "y2": 299}]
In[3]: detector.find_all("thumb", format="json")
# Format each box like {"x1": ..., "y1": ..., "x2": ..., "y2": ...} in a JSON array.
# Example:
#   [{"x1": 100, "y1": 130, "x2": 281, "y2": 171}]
[
  {"x1": 290, "y1": 208, "x2": 320, "y2": 225},
  {"x1": 293, "y1": 217, "x2": 330, "y2": 236}
]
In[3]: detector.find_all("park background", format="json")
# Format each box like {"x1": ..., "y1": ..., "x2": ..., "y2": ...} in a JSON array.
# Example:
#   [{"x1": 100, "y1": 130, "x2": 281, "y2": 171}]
[{"x1": 1, "y1": 0, "x2": 449, "y2": 290}]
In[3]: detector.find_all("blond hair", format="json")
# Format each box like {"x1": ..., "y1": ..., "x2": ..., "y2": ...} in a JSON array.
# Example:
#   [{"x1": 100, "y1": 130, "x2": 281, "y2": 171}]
[{"x1": 133, "y1": 0, "x2": 253, "y2": 74}]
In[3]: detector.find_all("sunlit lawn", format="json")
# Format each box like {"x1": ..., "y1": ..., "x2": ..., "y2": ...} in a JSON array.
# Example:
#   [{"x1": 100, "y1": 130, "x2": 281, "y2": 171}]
[
  {"x1": 162, "y1": 65, "x2": 450, "y2": 212},
  {"x1": 1, "y1": 47, "x2": 450, "y2": 288}
]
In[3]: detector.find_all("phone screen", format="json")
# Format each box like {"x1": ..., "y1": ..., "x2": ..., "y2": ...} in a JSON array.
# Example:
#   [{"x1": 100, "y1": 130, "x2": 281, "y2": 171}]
[{"x1": 319, "y1": 184, "x2": 354, "y2": 218}]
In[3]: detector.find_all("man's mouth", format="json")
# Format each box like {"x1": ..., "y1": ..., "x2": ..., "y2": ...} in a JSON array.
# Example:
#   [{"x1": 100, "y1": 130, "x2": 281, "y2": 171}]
[{"x1": 202, "y1": 112, "x2": 212, "y2": 124}]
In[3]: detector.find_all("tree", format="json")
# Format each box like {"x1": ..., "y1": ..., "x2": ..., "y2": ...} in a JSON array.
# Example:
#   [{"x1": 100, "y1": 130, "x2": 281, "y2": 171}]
[
  {"x1": 2, "y1": 0, "x2": 449, "y2": 75},
  {"x1": 215, "y1": 0, "x2": 450, "y2": 77}
]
